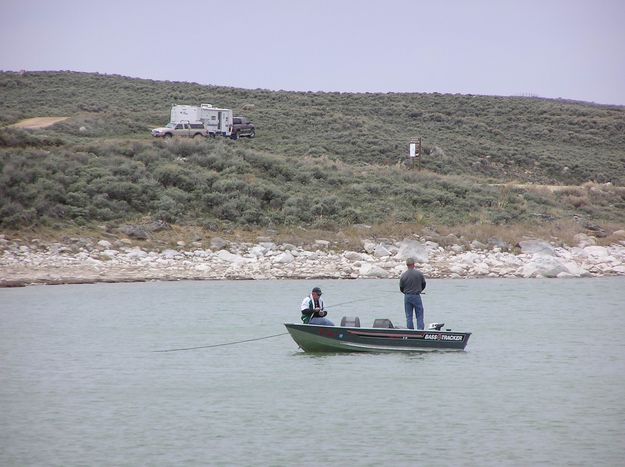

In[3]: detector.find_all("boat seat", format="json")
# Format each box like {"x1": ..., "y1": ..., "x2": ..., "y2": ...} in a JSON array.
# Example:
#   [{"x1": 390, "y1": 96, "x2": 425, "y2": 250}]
[
  {"x1": 340, "y1": 316, "x2": 361, "y2": 327},
  {"x1": 372, "y1": 318, "x2": 394, "y2": 328}
]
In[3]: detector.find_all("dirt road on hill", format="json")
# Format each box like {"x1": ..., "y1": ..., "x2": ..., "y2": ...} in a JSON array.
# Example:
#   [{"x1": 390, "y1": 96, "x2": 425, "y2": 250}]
[{"x1": 9, "y1": 117, "x2": 69, "y2": 129}]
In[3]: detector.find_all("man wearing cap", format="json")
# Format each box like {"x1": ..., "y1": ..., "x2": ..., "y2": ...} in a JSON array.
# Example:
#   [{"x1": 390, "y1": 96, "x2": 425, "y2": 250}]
[
  {"x1": 399, "y1": 258, "x2": 427, "y2": 330},
  {"x1": 300, "y1": 287, "x2": 334, "y2": 326}
]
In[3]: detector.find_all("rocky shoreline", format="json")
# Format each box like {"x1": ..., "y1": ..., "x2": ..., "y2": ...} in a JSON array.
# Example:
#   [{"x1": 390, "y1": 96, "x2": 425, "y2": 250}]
[{"x1": 2, "y1": 231, "x2": 625, "y2": 287}]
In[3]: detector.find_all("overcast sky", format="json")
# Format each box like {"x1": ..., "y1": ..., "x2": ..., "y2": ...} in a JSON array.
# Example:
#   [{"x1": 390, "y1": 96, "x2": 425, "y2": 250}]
[{"x1": 1, "y1": 0, "x2": 624, "y2": 105}]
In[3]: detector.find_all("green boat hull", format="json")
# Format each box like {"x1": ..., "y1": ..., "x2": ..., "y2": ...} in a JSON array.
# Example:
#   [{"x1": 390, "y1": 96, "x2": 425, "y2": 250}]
[{"x1": 285, "y1": 323, "x2": 471, "y2": 353}]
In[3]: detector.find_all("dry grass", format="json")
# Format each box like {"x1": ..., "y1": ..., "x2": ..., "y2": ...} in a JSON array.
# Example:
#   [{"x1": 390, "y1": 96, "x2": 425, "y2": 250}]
[{"x1": 2, "y1": 214, "x2": 623, "y2": 251}]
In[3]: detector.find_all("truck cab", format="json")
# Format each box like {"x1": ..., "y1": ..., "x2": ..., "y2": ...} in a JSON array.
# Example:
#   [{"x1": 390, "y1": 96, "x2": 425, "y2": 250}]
[
  {"x1": 231, "y1": 116, "x2": 256, "y2": 140},
  {"x1": 151, "y1": 120, "x2": 208, "y2": 138}
]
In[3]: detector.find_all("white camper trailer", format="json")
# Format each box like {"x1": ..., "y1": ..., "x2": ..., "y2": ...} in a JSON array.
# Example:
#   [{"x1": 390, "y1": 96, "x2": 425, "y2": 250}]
[
  {"x1": 169, "y1": 104, "x2": 233, "y2": 137},
  {"x1": 198, "y1": 104, "x2": 233, "y2": 137},
  {"x1": 170, "y1": 104, "x2": 202, "y2": 123}
]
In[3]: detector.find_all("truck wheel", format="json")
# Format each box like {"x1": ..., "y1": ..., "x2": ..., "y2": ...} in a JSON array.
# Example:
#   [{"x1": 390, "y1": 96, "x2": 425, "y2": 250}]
[
  {"x1": 192, "y1": 133, "x2": 202, "y2": 138},
  {"x1": 231, "y1": 132, "x2": 239, "y2": 140},
  {"x1": 249, "y1": 130, "x2": 255, "y2": 138},
  {"x1": 164, "y1": 133, "x2": 172, "y2": 138}
]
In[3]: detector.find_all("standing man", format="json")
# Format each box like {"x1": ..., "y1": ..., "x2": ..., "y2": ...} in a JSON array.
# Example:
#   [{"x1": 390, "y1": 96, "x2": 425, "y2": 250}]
[
  {"x1": 399, "y1": 258, "x2": 427, "y2": 330},
  {"x1": 300, "y1": 286, "x2": 334, "y2": 326}
]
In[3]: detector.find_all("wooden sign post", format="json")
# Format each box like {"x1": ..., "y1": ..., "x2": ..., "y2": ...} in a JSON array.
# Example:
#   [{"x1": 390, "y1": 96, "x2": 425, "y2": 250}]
[{"x1": 408, "y1": 137, "x2": 422, "y2": 169}]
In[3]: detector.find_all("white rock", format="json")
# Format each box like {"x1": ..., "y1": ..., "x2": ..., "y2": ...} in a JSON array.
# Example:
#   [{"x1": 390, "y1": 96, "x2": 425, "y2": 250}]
[
  {"x1": 470, "y1": 240, "x2": 487, "y2": 250},
  {"x1": 97, "y1": 240, "x2": 112, "y2": 248},
  {"x1": 397, "y1": 240, "x2": 429, "y2": 263},
  {"x1": 518, "y1": 240, "x2": 556, "y2": 256},
  {"x1": 448, "y1": 264, "x2": 466, "y2": 274},
  {"x1": 373, "y1": 244, "x2": 391, "y2": 257},
  {"x1": 574, "y1": 233, "x2": 597, "y2": 247},
  {"x1": 362, "y1": 240, "x2": 376, "y2": 254},
  {"x1": 101, "y1": 249, "x2": 119, "y2": 257},
  {"x1": 210, "y1": 237, "x2": 228, "y2": 250},
  {"x1": 344, "y1": 251, "x2": 366, "y2": 261},
  {"x1": 472, "y1": 262, "x2": 490, "y2": 275},
  {"x1": 249, "y1": 246, "x2": 266, "y2": 257},
  {"x1": 125, "y1": 249, "x2": 147, "y2": 259},
  {"x1": 274, "y1": 252, "x2": 295, "y2": 264},
  {"x1": 359, "y1": 263, "x2": 389, "y2": 278},
  {"x1": 216, "y1": 250, "x2": 250, "y2": 264},
  {"x1": 562, "y1": 261, "x2": 590, "y2": 277},
  {"x1": 520, "y1": 256, "x2": 568, "y2": 278},
  {"x1": 583, "y1": 246, "x2": 609, "y2": 259},
  {"x1": 450, "y1": 244, "x2": 464, "y2": 253},
  {"x1": 161, "y1": 249, "x2": 181, "y2": 259}
]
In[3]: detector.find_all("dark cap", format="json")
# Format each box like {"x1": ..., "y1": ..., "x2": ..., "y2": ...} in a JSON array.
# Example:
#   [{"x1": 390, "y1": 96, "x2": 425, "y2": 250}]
[
  {"x1": 406, "y1": 257, "x2": 415, "y2": 265},
  {"x1": 312, "y1": 287, "x2": 322, "y2": 294}
]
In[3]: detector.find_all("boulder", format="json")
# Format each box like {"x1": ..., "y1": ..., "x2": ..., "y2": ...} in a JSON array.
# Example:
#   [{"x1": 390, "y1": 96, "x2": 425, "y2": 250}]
[
  {"x1": 101, "y1": 249, "x2": 119, "y2": 258},
  {"x1": 97, "y1": 240, "x2": 112, "y2": 249},
  {"x1": 450, "y1": 244, "x2": 464, "y2": 254},
  {"x1": 518, "y1": 240, "x2": 556, "y2": 256},
  {"x1": 161, "y1": 249, "x2": 181, "y2": 259},
  {"x1": 359, "y1": 263, "x2": 389, "y2": 278},
  {"x1": 344, "y1": 251, "x2": 366, "y2": 261},
  {"x1": 520, "y1": 256, "x2": 568, "y2": 278},
  {"x1": 274, "y1": 252, "x2": 295, "y2": 264},
  {"x1": 574, "y1": 233, "x2": 596, "y2": 248},
  {"x1": 488, "y1": 237, "x2": 510, "y2": 250},
  {"x1": 583, "y1": 246, "x2": 609, "y2": 259},
  {"x1": 249, "y1": 245, "x2": 266, "y2": 257},
  {"x1": 216, "y1": 250, "x2": 249, "y2": 264},
  {"x1": 119, "y1": 225, "x2": 149, "y2": 240},
  {"x1": 470, "y1": 240, "x2": 487, "y2": 250},
  {"x1": 125, "y1": 248, "x2": 148, "y2": 259},
  {"x1": 210, "y1": 237, "x2": 228, "y2": 250},
  {"x1": 373, "y1": 244, "x2": 391, "y2": 257},
  {"x1": 397, "y1": 240, "x2": 429, "y2": 263},
  {"x1": 362, "y1": 240, "x2": 376, "y2": 254},
  {"x1": 459, "y1": 252, "x2": 481, "y2": 265}
]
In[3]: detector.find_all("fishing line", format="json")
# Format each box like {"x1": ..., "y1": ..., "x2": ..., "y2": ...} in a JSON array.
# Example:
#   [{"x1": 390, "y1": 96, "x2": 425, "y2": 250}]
[
  {"x1": 153, "y1": 332, "x2": 288, "y2": 353},
  {"x1": 153, "y1": 291, "x2": 403, "y2": 352},
  {"x1": 324, "y1": 290, "x2": 398, "y2": 310}
]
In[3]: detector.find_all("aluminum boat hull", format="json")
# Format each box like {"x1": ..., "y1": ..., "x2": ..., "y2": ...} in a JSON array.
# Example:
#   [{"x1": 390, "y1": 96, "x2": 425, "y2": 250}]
[{"x1": 285, "y1": 323, "x2": 471, "y2": 353}]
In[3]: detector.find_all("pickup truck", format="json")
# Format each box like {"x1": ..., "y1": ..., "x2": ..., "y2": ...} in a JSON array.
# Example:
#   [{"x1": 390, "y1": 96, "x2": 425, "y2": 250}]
[
  {"x1": 151, "y1": 121, "x2": 208, "y2": 138},
  {"x1": 231, "y1": 116, "x2": 255, "y2": 139}
]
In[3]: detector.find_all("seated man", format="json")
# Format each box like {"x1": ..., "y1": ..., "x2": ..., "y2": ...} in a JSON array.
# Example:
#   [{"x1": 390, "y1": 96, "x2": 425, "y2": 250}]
[{"x1": 300, "y1": 287, "x2": 334, "y2": 326}]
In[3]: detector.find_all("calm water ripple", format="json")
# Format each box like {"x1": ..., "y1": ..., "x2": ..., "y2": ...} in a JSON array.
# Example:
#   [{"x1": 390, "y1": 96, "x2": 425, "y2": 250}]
[{"x1": 1, "y1": 278, "x2": 624, "y2": 466}]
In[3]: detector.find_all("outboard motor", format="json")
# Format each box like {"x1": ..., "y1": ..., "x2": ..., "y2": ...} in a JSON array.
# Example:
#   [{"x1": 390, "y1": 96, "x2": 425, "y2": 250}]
[
  {"x1": 340, "y1": 316, "x2": 361, "y2": 327},
  {"x1": 428, "y1": 322, "x2": 445, "y2": 331}
]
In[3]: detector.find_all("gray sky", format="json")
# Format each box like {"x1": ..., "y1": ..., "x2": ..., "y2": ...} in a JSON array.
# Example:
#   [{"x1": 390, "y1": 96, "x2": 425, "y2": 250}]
[{"x1": 1, "y1": 0, "x2": 624, "y2": 105}]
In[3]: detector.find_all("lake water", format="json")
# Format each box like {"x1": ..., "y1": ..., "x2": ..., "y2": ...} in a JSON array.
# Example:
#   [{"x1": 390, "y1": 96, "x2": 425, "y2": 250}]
[{"x1": 1, "y1": 277, "x2": 624, "y2": 466}]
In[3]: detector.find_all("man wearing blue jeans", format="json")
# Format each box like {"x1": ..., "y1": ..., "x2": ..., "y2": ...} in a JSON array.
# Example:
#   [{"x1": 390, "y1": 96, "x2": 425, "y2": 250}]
[{"x1": 399, "y1": 257, "x2": 427, "y2": 329}]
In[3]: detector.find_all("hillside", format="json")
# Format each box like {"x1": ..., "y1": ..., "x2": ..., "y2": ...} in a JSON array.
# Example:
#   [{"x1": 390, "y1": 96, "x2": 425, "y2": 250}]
[{"x1": 1, "y1": 71, "x2": 624, "y2": 242}]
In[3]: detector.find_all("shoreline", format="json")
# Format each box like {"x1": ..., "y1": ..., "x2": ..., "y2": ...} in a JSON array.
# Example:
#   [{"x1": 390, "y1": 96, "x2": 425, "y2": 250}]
[{"x1": 2, "y1": 233, "x2": 625, "y2": 288}]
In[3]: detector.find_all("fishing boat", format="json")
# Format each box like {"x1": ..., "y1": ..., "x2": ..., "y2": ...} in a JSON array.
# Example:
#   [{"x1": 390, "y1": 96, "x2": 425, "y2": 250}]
[{"x1": 284, "y1": 317, "x2": 471, "y2": 353}]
